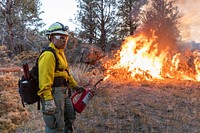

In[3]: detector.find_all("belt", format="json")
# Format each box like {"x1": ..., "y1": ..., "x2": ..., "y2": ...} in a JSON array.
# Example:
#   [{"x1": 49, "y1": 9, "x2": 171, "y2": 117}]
[{"x1": 52, "y1": 77, "x2": 68, "y2": 87}]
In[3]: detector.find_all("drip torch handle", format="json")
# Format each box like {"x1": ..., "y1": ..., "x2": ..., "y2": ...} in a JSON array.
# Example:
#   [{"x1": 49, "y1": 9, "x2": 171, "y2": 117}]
[{"x1": 23, "y1": 63, "x2": 30, "y2": 79}]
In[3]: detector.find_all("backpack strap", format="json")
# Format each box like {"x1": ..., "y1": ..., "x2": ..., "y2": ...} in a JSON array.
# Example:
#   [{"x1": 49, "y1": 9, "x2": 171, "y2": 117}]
[
  {"x1": 36, "y1": 47, "x2": 59, "y2": 71},
  {"x1": 65, "y1": 69, "x2": 71, "y2": 76}
]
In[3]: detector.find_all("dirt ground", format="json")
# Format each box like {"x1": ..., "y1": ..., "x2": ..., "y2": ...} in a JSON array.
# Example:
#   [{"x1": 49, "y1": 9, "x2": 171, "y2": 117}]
[{"x1": 1, "y1": 72, "x2": 200, "y2": 133}]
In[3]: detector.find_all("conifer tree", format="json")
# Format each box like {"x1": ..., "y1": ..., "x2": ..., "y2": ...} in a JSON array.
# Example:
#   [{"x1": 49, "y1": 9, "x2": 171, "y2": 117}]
[
  {"x1": 0, "y1": 0, "x2": 43, "y2": 54},
  {"x1": 140, "y1": 0, "x2": 182, "y2": 53},
  {"x1": 117, "y1": 0, "x2": 147, "y2": 39},
  {"x1": 76, "y1": 0, "x2": 118, "y2": 51}
]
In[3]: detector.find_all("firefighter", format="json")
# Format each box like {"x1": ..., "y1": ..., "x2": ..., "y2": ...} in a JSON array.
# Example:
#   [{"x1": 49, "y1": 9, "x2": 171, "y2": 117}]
[{"x1": 37, "y1": 22, "x2": 85, "y2": 133}]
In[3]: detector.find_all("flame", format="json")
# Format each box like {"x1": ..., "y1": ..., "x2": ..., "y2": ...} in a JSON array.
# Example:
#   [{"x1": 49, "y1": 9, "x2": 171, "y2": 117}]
[
  {"x1": 194, "y1": 51, "x2": 200, "y2": 80},
  {"x1": 103, "y1": 34, "x2": 200, "y2": 81},
  {"x1": 103, "y1": 74, "x2": 110, "y2": 81}
]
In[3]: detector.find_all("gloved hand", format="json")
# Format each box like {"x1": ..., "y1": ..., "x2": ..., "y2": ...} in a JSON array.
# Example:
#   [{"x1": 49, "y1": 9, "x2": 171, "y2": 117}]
[
  {"x1": 75, "y1": 85, "x2": 85, "y2": 94},
  {"x1": 44, "y1": 99, "x2": 56, "y2": 115}
]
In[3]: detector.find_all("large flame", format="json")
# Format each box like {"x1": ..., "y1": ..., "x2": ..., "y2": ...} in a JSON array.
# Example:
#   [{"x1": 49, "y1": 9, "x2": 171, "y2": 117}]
[{"x1": 103, "y1": 34, "x2": 200, "y2": 81}]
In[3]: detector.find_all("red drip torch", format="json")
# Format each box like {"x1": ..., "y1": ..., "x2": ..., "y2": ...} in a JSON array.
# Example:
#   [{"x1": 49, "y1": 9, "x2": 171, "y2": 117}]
[{"x1": 71, "y1": 79, "x2": 103, "y2": 113}]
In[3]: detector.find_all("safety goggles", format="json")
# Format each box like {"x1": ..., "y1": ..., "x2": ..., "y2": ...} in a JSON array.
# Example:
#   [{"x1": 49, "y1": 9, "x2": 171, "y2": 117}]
[{"x1": 54, "y1": 35, "x2": 68, "y2": 40}]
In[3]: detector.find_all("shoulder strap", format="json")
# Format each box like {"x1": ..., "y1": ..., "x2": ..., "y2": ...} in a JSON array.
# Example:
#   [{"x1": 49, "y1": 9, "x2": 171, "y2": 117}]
[
  {"x1": 36, "y1": 47, "x2": 59, "y2": 71},
  {"x1": 65, "y1": 69, "x2": 71, "y2": 76},
  {"x1": 37, "y1": 47, "x2": 71, "y2": 76}
]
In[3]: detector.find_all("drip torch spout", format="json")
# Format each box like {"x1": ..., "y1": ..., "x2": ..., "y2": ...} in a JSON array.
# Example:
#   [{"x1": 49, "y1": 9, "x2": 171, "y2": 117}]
[{"x1": 93, "y1": 79, "x2": 103, "y2": 89}]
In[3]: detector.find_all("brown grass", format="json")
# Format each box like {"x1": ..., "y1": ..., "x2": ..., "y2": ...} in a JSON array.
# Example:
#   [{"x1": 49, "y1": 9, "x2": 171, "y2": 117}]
[
  {"x1": 1, "y1": 63, "x2": 200, "y2": 133},
  {"x1": 74, "y1": 77, "x2": 200, "y2": 133}
]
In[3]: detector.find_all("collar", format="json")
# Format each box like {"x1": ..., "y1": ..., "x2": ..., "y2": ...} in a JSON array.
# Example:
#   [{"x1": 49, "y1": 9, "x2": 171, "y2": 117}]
[{"x1": 49, "y1": 42, "x2": 63, "y2": 54}]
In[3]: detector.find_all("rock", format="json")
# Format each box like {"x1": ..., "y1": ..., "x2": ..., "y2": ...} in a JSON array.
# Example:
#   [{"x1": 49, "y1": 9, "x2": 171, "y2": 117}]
[{"x1": 68, "y1": 44, "x2": 104, "y2": 66}]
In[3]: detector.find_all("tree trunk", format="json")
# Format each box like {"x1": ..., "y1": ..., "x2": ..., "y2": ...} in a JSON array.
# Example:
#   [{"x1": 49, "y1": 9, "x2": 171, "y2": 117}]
[
  {"x1": 1, "y1": 0, "x2": 15, "y2": 54},
  {"x1": 8, "y1": 25, "x2": 15, "y2": 53}
]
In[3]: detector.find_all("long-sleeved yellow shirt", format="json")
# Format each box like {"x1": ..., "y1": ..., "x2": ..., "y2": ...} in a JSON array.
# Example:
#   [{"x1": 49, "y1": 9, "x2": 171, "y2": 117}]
[{"x1": 37, "y1": 43, "x2": 78, "y2": 100}]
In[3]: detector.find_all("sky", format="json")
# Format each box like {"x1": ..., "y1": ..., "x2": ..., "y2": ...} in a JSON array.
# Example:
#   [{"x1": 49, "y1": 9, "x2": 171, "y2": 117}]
[
  {"x1": 175, "y1": 0, "x2": 200, "y2": 43},
  {"x1": 39, "y1": 0, "x2": 200, "y2": 43},
  {"x1": 39, "y1": 0, "x2": 78, "y2": 31}
]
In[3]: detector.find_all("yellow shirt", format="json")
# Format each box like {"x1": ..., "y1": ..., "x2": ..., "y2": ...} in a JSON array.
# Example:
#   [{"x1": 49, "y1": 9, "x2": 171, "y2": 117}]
[{"x1": 37, "y1": 43, "x2": 78, "y2": 100}]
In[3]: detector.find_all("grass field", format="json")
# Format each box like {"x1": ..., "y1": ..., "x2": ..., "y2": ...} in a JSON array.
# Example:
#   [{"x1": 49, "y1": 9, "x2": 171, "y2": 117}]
[{"x1": 1, "y1": 67, "x2": 200, "y2": 133}]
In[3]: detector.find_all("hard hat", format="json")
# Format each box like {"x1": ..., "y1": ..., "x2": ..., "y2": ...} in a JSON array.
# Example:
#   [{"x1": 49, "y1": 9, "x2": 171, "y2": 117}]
[{"x1": 45, "y1": 22, "x2": 69, "y2": 36}]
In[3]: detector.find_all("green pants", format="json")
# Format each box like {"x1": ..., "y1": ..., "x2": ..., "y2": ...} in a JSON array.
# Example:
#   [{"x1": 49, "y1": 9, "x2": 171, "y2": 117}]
[{"x1": 41, "y1": 87, "x2": 76, "y2": 133}]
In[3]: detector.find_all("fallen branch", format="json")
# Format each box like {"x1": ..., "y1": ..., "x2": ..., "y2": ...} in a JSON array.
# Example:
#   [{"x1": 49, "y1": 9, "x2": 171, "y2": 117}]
[{"x1": 0, "y1": 67, "x2": 22, "y2": 72}]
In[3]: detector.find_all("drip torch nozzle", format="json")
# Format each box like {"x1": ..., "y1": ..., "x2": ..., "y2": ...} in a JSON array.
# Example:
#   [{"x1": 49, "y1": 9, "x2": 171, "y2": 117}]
[{"x1": 93, "y1": 79, "x2": 103, "y2": 89}]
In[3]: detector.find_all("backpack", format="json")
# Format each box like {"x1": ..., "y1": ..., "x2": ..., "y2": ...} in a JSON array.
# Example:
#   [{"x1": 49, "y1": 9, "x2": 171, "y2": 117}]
[{"x1": 18, "y1": 47, "x2": 59, "y2": 110}]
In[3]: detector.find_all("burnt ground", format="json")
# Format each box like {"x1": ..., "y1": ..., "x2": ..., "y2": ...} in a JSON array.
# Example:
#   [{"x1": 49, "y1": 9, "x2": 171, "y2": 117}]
[{"x1": 1, "y1": 73, "x2": 200, "y2": 133}]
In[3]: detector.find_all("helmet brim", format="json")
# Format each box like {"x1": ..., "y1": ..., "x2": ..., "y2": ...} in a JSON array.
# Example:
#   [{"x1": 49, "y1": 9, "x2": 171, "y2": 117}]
[{"x1": 50, "y1": 30, "x2": 69, "y2": 36}]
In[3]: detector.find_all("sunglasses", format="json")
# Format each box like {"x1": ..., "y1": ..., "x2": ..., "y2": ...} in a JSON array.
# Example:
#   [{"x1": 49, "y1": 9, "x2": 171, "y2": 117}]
[{"x1": 54, "y1": 35, "x2": 68, "y2": 40}]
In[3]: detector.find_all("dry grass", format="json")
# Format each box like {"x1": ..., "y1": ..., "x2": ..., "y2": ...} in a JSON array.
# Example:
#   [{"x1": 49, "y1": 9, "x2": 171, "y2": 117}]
[
  {"x1": 69, "y1": 63, "x2": 104, "y2": 87},
  {"x1": 74, "y1": 77, "x2": 200, "y2": 133},
  {"x1": 1, "y1": 63, "x2": 200, "y2": 133},
  {"x1": 0, "y1": 73, "x2": 30, "y2": 133}
]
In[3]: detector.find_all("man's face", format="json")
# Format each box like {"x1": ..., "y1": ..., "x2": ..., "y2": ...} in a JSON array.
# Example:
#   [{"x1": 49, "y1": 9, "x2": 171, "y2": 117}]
[{"x1": 51, "y1": 34, "x2": 69, "y2": 49}]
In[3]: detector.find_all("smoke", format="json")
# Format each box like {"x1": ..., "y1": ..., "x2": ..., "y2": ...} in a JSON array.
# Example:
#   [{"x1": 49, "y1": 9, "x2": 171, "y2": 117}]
[{"x1": 175, "y1": 0, "x2": 200, "y2": 43}]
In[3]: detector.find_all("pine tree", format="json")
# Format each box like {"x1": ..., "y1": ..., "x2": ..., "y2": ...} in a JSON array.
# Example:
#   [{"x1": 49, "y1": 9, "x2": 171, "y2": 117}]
[
  {"x1": 117, "y1": 0, "x2": 147, "y2": 39},
  {"x1": 76, "y1": 0, "x2": 118, "y2": 51},
  {"x1": 0, "y1": 0, "x2": 43, "y2": 54},
  {"x1": 140, "y1": 0, "x2": 182, "y2": 53}
]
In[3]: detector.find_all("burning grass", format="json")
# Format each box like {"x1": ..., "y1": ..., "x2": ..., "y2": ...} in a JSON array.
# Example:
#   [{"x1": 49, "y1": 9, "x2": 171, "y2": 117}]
[{"x1": 102, "y1": 34, "x2": 200, "y2": 82}]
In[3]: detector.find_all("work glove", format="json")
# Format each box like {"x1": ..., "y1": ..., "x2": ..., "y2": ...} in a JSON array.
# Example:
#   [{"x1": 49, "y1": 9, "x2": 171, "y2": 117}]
[
  {"x1": 44, "y1": 99, "x2": 56, "y2": 115},
  {"x1": 75, "y1": 85, "x2": 85, "y2": 94}
]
